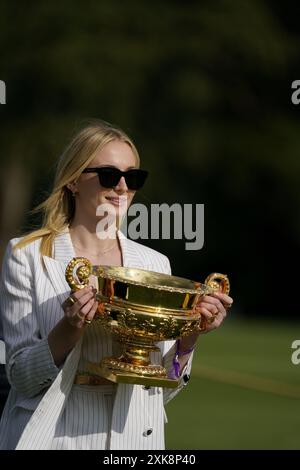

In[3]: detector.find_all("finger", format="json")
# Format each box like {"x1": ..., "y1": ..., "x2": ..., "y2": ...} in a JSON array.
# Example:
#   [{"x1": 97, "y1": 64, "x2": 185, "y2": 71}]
[
  {"x1": 199, "y1": 296, "x2": 225, "y2": 313},
  {"x1": 72, "y1": 286, "x2": 93, "y2": 300},
  {"x1": 201, "y1": 295, "x2": 223, "y2": 307},
  {"x1": 213, "y1": 298, "x2": 227, "y2": 316},
  {"x1": 208, "y1": 309, "x2": 225, "y2": 324},
  {"x1": 72, "y1": 290, "x2": 95, "y2": 313},
  {"x1": 198, "y1": 306, "x2": 227, "y2": 334},
  {"x1": 63, "y1": 286, "x2": 93, "y2": 310},
  {"x1": 84, "y1": 300, "x2": 99, "y2": 322},
  {"x1": 198, "y1": 318, "x2": 216, "y2": 333},
  {"x1": 217, "y1": 303, "x2": 227, "y2": 319},
  {"x1": 66, "y1": 302, "x2": 95, "y2": 328},
  {"x1": 196, "y1": 307, "x2": 214, "y2": 319},
  {"x1": 209, "y1": 314, "x2": 223, "y2": 328},
  {"x1": 80, "y1": 298, "x2": 97, "y2": 316},
  {"x1": 196, "y1": 302, "x2": 218, "y2": 315},
  {"x1": 212, "y1": 292, "x2": 233, "y2": 305},
  {"x1": 65, "y1": 287, "x2": 97, "y2": 327}
]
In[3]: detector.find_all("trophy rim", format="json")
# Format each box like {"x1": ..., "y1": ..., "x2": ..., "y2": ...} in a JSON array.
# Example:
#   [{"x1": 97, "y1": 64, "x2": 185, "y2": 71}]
[{"x1": 91, "y1": 265, "x2": 210, "y2": 295}]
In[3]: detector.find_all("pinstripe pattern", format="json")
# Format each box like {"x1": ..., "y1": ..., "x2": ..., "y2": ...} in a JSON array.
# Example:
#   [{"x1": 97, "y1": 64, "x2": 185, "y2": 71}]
[
  {"x1": 50, "y1": 384, "x2": 116, "y2": 450},
  {"x1": 0, "y1": 229, "x2": 193, "y2": 449}
]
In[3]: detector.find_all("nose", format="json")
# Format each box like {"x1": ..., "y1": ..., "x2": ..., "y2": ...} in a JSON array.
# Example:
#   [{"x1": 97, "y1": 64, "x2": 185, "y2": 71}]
[{"x1": 114, "y1": 176, "x2": 128, "y2": 191}]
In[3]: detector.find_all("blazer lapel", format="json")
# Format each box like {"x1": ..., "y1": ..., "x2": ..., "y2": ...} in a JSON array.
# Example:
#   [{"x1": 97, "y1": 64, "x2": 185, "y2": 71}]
[
  {"x1": 43, "y1": 228, "x2": 141, "y2": 301},
  {"x1": 42, "y1": 230, "x2": 76, "y2": 304}
]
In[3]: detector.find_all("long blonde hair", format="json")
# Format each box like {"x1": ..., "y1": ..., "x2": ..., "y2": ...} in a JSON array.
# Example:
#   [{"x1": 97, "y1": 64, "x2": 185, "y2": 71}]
[{"x1": 14, "y1": 119, "x2": 140, "y2": 257}]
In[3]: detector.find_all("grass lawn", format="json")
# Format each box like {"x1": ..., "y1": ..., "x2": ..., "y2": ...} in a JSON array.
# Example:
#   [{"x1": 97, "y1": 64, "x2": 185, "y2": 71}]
[{"x1": 165, "y1": 316, "x2": 300, "y2": 449}]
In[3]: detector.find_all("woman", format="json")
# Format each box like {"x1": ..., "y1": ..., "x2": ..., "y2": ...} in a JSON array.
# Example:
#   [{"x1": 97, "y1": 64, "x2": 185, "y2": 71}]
[{"x1": 0, "y1": 120, "x2": 233, "y2": 450}]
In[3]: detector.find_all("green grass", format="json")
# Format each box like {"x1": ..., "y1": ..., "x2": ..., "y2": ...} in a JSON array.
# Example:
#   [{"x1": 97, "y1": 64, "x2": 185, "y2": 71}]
[{"x1": 165, "y1": 316, "x2": 300, "y2": 449}]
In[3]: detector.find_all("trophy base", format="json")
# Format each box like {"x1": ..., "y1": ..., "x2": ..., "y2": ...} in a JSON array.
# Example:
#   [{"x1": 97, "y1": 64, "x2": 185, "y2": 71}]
[
  {"x1": 102, "y1": 368, "x2": 179, "y2": 388},
  {"x1": 84, "y1": 362, "x2": 179, "y2": 388}
]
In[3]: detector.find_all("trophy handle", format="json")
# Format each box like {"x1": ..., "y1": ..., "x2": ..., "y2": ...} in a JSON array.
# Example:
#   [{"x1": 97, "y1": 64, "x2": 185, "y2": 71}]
[
  {"x1": 65, "y1": 257, "x2": 92, "y2": 291},
  {"x1": 204, "y1": 273, "x2": 230, "y2": 295},
  {"x1": 193, "y1": 273, "x2": 231, "y2": 330}
]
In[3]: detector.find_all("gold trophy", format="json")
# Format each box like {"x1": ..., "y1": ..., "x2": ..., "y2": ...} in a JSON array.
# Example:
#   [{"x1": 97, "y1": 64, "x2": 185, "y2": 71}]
[{"x1": 66, "y1": 257, "x2": 230, "y2": 388}]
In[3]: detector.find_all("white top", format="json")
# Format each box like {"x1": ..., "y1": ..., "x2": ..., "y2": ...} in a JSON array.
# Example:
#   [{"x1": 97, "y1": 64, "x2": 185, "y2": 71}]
[
  {"x1": 0, "y1": 229, "x2": 194, "y2": 450},
  {"x1": 0, "y1": 341, "x2": 5, "y2": 365}
]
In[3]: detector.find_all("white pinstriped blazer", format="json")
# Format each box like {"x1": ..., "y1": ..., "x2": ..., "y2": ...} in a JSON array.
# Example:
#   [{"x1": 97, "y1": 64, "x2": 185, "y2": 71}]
[{"x1": 0, "y1": 229, "x2": 193, "y2": 450}]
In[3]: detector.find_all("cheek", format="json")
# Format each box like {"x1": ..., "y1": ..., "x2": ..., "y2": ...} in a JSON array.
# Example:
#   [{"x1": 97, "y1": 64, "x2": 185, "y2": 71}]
[
  {"x1": 98, "y1": 187, "x2": 109, "y2": 197},
  {"x1": 79, "y1": 179, "x2": 102, "y2": 202}
]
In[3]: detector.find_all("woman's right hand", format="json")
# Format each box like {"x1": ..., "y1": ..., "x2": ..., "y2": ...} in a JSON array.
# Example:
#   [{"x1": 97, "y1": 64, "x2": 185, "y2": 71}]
[{"x1": 62, "y1": 286, "x2": 98, "y2": 329}]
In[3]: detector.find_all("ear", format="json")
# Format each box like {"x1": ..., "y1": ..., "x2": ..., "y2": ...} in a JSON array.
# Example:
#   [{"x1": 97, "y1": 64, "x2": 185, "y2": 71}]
[{"x1": 66, "y1": 180, "x2": 78, "y2": 194}]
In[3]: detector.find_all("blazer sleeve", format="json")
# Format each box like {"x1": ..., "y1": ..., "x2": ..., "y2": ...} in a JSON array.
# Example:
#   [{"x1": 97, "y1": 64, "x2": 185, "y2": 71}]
[
  {"x1": 158, "y1": 255, "x2": 195, "y2": 405},
  {"x1": 0, "y1": 240, "x2": 59, "y2": 397}
]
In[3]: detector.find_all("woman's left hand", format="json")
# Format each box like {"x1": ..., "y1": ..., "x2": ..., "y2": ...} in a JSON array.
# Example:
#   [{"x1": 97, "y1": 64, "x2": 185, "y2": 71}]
[
  {"x1": 195, "y1": 291, "x2": 233, "y2": 334},
  {"x1": 174, "y1": 291, "x2": 233, "y2": 375}
]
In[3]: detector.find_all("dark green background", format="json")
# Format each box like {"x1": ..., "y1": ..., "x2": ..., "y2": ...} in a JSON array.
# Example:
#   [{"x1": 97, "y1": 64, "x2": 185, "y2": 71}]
[
  {"x1": 1, "y1": 0, "x2": 300, "y2": 317},
  {"x1": 1, "y1": 0, "x2": 300, "y2": 449}
]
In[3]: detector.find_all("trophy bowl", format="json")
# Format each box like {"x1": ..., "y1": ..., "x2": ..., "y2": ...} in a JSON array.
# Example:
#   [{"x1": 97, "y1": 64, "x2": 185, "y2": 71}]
[{"x1": 66, "y1": 257, "x2": 230, "y2": 388}]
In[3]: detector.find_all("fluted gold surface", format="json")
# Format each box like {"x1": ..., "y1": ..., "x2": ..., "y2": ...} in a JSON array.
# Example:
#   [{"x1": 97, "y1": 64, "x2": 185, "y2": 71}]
[{"x1": 65, "y1": 257, "x2": 230, "y2": 387}]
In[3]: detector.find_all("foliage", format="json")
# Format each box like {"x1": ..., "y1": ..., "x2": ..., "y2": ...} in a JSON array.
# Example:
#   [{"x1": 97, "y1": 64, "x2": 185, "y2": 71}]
[{"x1": 0, "y1": 0, "x2": 299, "y2": 316}]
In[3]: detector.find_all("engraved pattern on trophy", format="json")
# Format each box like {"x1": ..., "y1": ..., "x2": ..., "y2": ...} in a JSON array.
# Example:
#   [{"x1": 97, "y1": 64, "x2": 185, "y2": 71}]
[
  {"x1": 65, "y1": 257, "x2": 92, "y2": 290},
  {"x1": 65, "y1": 257, "x2": 230, "y2": 388}
]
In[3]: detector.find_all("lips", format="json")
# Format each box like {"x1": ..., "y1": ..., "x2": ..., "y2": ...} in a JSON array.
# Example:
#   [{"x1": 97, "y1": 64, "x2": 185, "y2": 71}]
[{"x1": 105, "y1": 196, "x2": 127, "y2": 206}]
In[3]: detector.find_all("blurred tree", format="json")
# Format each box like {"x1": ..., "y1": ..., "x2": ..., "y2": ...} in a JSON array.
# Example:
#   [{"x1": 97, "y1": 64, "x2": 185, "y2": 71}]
[{"x1": 0, "y1": 0, "x2": 299, "y2": 316}]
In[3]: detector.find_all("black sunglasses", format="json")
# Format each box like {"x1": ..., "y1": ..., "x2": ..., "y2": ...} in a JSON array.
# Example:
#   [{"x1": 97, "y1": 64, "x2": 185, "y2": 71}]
[{"x1": 82, "y1": 166, "x2": 148, "y2": 190}]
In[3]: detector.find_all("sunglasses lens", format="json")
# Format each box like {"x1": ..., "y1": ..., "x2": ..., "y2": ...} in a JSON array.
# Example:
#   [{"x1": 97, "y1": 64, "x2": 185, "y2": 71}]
[
  {"x1": 98, "y1": 168, "x2": 121, "y2": 188},
  {"x1": 97, "y1": 168, "x2": 148, "y2": 190},
  {"x1": 125, "y1": 170, "x2": 148, "y2": 190}
]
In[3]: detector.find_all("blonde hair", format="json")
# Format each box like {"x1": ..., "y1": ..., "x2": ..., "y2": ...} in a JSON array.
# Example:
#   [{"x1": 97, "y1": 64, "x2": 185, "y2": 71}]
[{"x1": 14, "y1": 119, "x2": 140, "y2": 257}]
